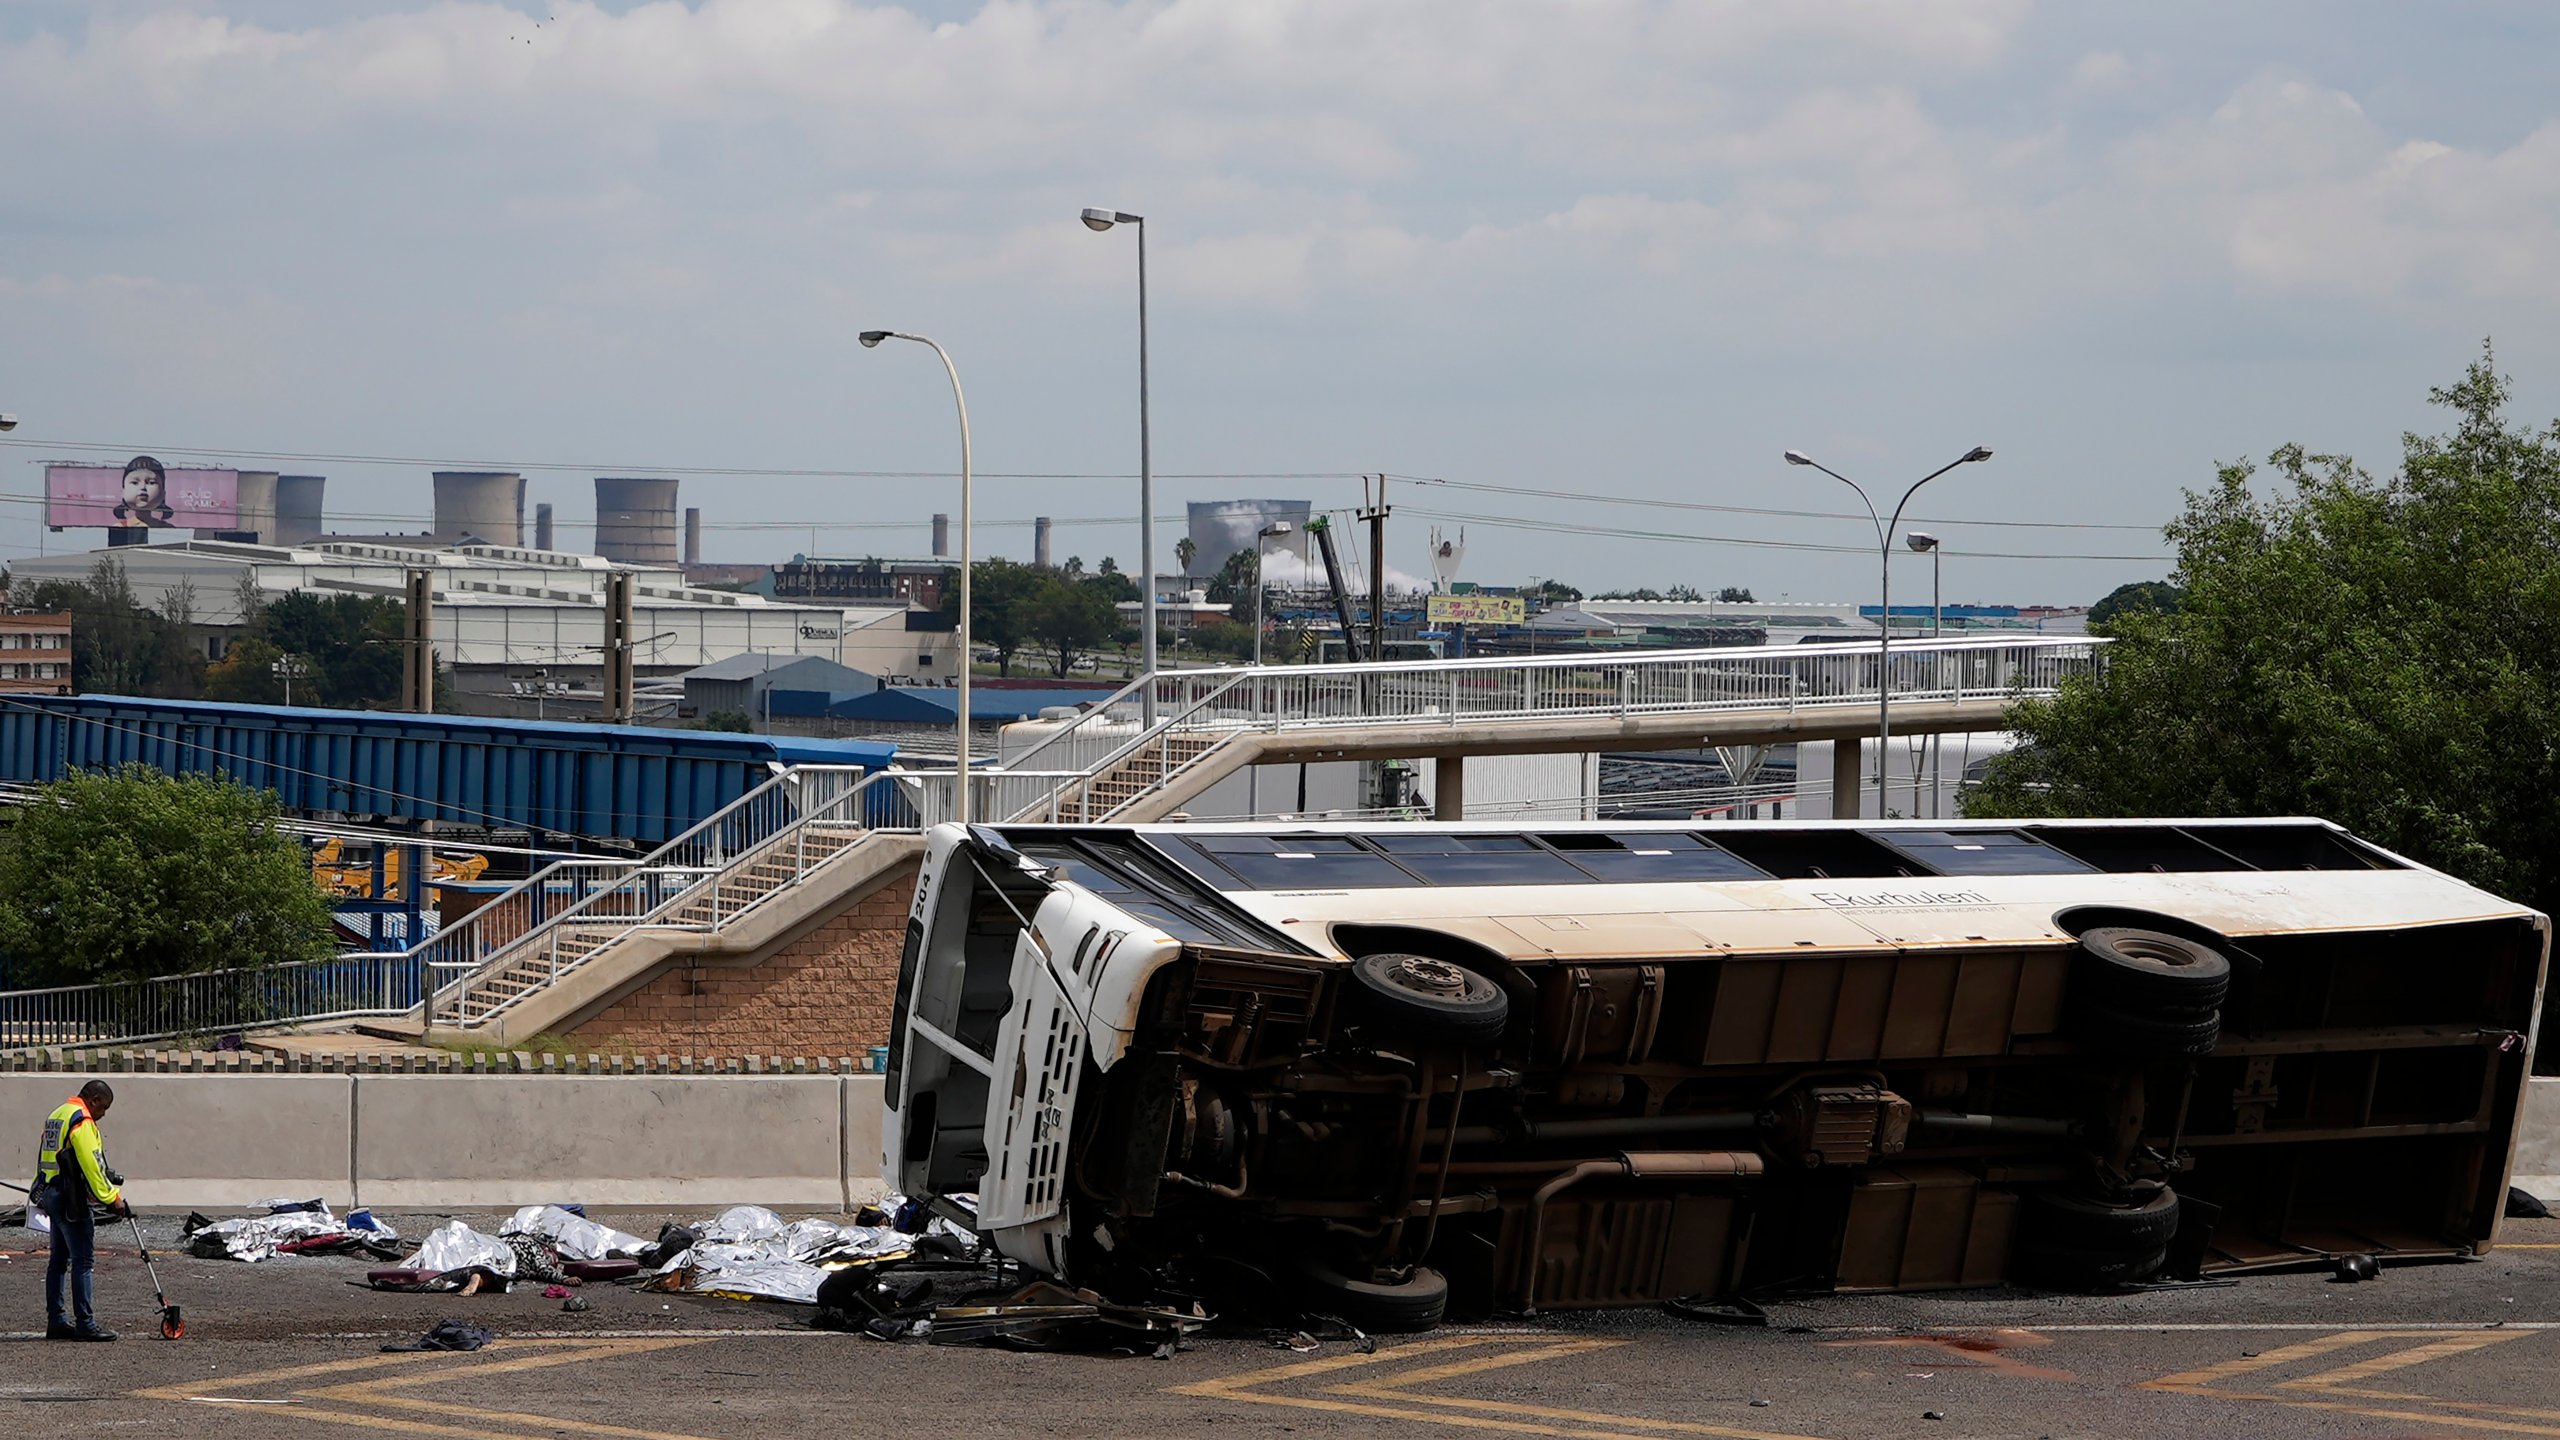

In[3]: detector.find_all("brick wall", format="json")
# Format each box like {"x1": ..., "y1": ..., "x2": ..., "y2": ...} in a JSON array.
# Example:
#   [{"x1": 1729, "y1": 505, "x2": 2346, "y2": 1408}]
[{"x1": 569, "y1": 858, "x2": 918, "y2": 1058}]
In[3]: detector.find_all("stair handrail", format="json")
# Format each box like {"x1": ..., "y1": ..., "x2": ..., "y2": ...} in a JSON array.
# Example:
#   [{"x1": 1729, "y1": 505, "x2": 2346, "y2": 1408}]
[
  {"x1": 423, "y1": 764, "x2": 883, "y2": 1021},
  {"x1": 441, "y1": 768, "x2": 915, "y2": 1028},
  {"x1": 999, "y1": 672, "x2": 1250, "y2": 822}
]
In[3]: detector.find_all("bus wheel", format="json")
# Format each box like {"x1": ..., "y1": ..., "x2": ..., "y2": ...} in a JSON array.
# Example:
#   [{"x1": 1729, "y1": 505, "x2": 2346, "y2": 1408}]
[
  {"x1": 1290, "y1": 1254, "x2": 1450, "y2": 1333},
  {"x1": 2014, "y1": 1183, "x2": 2180, "y2": 1290},
  {"x1": 2073, "y1": 927, "x2": 2231, "y2": 1011},
  {"x1": 1349, "y1": 953, "x2": 1510, "y2": 1043}
]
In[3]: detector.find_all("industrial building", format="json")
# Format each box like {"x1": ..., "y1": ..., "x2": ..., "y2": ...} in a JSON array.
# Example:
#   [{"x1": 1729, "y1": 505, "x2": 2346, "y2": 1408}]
[
  {"x1": 0, "y1": 611, "x2": 73, "y2": 695},
  {"x1": 4, "y1": 538, "x2": 939, "y2": 719}
]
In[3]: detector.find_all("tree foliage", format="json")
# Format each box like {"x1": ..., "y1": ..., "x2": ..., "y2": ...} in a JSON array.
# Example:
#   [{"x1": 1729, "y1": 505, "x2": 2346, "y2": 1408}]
[
  {"x1": 0, "y1": 764, "x2": 336, "y2": 986},
  {"x1": 1023, "y1": 576, "x2": 1121, "y2": 678},
  {"x1": 2087, "y1": 580, "x2": 2184, "y2": 632},
  {"x1": 941, "y1": 557, "x2": 1049, "y2": 675},
  {"x1": 23, "y1": 557, "x2": 203, "y2": 698},
  {"x1": 1970, "y1": 347, "x2": 2560, "y2": 927}
]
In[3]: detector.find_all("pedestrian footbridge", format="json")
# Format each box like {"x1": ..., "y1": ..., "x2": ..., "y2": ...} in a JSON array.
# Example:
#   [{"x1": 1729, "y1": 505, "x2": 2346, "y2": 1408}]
[{"x1": 0, "y1": 635, "x2": 2100, "y2": 1048}]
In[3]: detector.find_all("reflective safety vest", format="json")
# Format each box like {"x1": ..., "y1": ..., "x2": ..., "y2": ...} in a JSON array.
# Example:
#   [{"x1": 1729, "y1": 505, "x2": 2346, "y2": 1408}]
[{"x1": 34, "y1": 1097, "x2": 119, "y2": 1207}]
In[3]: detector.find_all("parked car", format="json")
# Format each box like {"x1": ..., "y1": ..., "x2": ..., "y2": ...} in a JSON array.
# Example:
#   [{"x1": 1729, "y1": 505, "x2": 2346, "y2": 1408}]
[{"x1": 885, "y1": 818, "x2": 2547, "y2": 1329}]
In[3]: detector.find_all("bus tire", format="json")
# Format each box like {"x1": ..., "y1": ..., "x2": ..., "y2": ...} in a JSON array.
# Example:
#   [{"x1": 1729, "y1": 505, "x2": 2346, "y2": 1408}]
[
  {"x1": 1291, "y1": 1256, "x2": 1449, "y2": 1333},
  {"x1": 1349, "y1": 953, "x2": 1510, "y2": 1043},
  {"x1": 2072, "y1": 1000, "x2": 2221, "y2": 1056},
  {"x1": 2073, "y1": 927, "x2": 2231, "y2": 1012},
  {"x1": 2021, "y1": 1183, "x2": 2182, "y2": 1255}
]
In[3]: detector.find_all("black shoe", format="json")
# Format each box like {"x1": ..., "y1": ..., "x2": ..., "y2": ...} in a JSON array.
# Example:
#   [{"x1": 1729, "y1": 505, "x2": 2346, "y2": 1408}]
[
  {"x1": 69, "y1": 1326, "x2": 116, "y2": 1342},
  {"x1": 44, "y1": 1322, "x2": 75, "y2": 1340}
]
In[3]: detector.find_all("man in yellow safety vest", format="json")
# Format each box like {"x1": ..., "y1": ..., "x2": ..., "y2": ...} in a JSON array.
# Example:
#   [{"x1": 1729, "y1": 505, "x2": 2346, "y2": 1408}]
[{"x1": 32, "y1": 1081, "x2": 127, "y2": 1341}]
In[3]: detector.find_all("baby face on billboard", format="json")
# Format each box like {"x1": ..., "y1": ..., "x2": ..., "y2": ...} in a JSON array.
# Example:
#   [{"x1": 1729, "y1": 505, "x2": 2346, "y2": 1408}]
[{"x1": 116, "y1": 457, "x2": 172, "y2": 526}]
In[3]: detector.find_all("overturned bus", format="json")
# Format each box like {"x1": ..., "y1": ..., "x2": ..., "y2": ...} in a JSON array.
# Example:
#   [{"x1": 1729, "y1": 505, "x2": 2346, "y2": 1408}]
[{"x1": 884, "y1": 819, "x2": 2547, "y2": 1329}]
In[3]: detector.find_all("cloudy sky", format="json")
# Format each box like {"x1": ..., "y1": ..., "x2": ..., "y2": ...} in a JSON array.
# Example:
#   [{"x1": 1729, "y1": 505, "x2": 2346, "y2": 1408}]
[{"x1": 6, "y1": 0, "x2": 2558, "y2": 605}]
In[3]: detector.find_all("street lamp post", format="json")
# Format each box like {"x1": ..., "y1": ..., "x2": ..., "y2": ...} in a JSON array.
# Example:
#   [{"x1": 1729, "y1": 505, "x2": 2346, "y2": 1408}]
[
  {"x1": 861, "y1": 330, "x2": 975, "y2": 826},
  {"x1": 1782, "y1": 447, "x2": 1991, "y2": 817},
  {"x1": 1251, "y1": 521, "x2": 1294, "y2": 668},
  {"x1": 1247, "y1": 520, "x2": 1294, "y2": 820},
  {"x1": 1080, "y1": 206, "x2": 1158, "y2": 725},
  {"x1": 1906, "y1": 531, "x2": 1943, "y2": 818}
]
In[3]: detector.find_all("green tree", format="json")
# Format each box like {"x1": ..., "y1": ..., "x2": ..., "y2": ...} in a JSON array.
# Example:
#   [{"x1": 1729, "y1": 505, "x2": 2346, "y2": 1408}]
[
  {"x1": 202, "y1": 636, "x2": 293, "y2": 705},
  {"x1": 1175, "y1": 535, "x2": 1198, "y2": 579},
  {"x1": 1970, "y1": 345, "x2": 2560, "y2": 936},
  {"x1": 1188, "y1": 616, "x2": 1260, "y2": 662},
  {"x1": 2087, "y1": 580, "x2": 2185, "y2": 632},
  {"x1": 1205, "y1": 548, "x2": 1266, "y2": 627},
  {"x1": 1082, "y1": 570, "x2": 1140, "y2": 605},
  {"x1": 694, "y1": 709, "x2": 753, "y2": 732},
  {"x1": 1715, "y1": 586, "x2": 1756, "y2": 603},
  {"x1": 255, "y1": 593, "x2": 407, "y2": 708},
  {"x1": 0, "y1": 764, "x2": 335, "y2": 986},
  {"x1": 1023, "y1": 575, "x2": 1120, "y2": 678},
  {"x1": 940, "y1": 557, "x2": 1049, "y2": 676}
]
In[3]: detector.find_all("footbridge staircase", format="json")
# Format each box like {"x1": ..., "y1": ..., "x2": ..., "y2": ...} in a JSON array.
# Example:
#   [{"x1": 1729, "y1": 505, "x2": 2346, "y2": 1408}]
[{"x1": 382, "y1": 635, "x2": 2099, "y2": 1043}]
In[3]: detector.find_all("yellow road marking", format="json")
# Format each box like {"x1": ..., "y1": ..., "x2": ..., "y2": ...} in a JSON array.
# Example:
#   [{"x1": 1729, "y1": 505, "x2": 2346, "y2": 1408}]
[
  {"x1": 2139, "y1": 1330, "x2": 2390, "y2": 1393},
  {"x1": 2142, "y1": 1327, "x2": 2560, "y2": 1435},
  {"x1": 131, "y1": 1337, "x2": 722, "y2": 1440},
  {"x1": 2279, "y1": 1331, "x2": 2528, "y2": 1390},
  {"x1": 1177, "y1": 1335, "x2": 1837, "y2": 1440}
]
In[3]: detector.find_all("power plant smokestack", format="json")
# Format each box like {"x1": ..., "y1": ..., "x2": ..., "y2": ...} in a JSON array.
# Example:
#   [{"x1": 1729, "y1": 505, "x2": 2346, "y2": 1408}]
[
  {"x1": 684, "y1": 507, "x2": 702, "y2": 567},
  {"x1": 198, "y1": 470, "x2": 279, "y2": 544},
  {"x1": 432, "y1": 472, "x2": 527, "y2": 547},
  {"x1": 931, "y1": 514, "x2": 949, "y2": 558},
  {"x1": 1034, "y1": 516, "x2": 1052, "y2": 568},
  {"x1": 593, "y1": 477, "x2": 681, "y2": 566},
  {"x1": 274, "y1": 475, "x2": 325, "y2": 546},
  {"x1": 534, "y1": 503, "x2": 555, "y2": 551}
]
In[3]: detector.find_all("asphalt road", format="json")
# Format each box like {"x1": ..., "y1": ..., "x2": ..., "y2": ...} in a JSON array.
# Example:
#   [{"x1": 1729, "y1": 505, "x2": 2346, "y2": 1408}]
[{"x1": 6, "y1": 1210, "x2": 2560, "y2": 1439}]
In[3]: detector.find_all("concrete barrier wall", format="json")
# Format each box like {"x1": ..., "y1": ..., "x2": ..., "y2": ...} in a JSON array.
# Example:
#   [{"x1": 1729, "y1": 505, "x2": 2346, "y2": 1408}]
[
  {"x1": 355, "y1": 1075, "x2": 851, "y2": 1210},
  {"x1": 0, "y1": 1075, "x2": 352, "y2": 1209},
  {"x1": 0, "y1": 1074, "x2": 894, "y2": 1212},
  {"x1": 2517, "y1": 1077, "x2": 2560, "y2": 1196}
]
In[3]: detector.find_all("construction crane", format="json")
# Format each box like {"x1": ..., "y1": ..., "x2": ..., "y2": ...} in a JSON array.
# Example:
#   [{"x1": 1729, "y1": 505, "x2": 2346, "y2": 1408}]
[{"x1": 1305, "y1": 514, "x2": 1367, "y2": 664}]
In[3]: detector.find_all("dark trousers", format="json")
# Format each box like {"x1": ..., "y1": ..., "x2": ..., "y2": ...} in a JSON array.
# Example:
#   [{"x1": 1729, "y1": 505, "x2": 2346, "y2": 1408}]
[{"x1": 44, "y1": 1190, "x2": 95, "y2": 1330}]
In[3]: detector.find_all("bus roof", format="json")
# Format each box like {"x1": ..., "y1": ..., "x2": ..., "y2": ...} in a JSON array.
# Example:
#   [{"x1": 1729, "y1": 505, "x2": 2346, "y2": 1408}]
[{"x1": 983, "y1": 818, "x2": 2544, "y2": 961}]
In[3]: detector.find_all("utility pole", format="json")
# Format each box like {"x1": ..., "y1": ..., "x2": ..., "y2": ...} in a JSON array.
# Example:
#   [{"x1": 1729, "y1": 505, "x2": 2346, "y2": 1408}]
[
  {"x1": 400, "y1": 567, "x2": 435, "y2": 713},
  {"x1": 604, "y1": 570, "x2": 636, "y2": 723},
  {"x1": 1360, "y1": 475, "x2": 1391, "y2": 665}
]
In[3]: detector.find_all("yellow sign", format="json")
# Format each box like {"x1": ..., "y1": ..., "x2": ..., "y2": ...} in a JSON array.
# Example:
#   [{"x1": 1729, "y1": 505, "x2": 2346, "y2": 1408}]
[{"x1": 1426, "y1": 594, "x2": 1526, "y2": 625}]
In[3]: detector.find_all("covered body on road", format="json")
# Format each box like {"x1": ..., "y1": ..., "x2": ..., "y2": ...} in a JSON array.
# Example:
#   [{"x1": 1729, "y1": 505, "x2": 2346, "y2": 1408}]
[{"x1": 885, "y1": 818, "x2": 2547, "y2": 1327}]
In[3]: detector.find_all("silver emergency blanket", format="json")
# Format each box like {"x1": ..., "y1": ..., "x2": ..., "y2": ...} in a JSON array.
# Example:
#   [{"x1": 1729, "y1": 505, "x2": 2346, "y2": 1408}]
[
  {"x1": 499, "y1": 1205, "x2": 649, "y2": 1262},
  {"x1": 189, "y1": 1202, "x2": 344, "y2": 1263},
  {"x1": 653, "y1": 1217, "x2": 918, "y2": 1303},
  {"x1": 403, "y1": 1220, "x2": 518, "y2": 1278}
]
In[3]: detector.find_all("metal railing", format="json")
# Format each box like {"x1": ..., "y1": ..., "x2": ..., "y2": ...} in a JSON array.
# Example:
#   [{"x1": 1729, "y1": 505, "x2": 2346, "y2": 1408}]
[
  {"x1": 0, "y1": 952, "x2": 431, "y2": 1051},
  {"x1": 430, "y1": 766, "x2": 914, "y2": 1028},
  {"x1": 987, "y1": 634, "x2": 2103, "y2": 822}
]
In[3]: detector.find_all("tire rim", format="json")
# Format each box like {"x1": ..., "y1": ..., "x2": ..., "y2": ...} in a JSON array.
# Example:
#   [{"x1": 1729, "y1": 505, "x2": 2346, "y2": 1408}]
[
  {"x1": 1390, "y1": 957, "x2": 1470, "y2": 996},
  {"x1": 2116, "y1": 937, "x2": 2201, "y2": 971}
]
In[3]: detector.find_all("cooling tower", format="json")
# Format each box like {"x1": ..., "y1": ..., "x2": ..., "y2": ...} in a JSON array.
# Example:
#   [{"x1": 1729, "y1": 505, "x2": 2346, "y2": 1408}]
[
  {"x1": 274, "y1": 475, "x2": 325, "y2": 545},
  {"x1": 1034, "y1": 516, "x2": 1052, "y2": 568},
  {"x1": 685, "y1": 507, "x2": 702, "y2": 566},
  {"x1": 1187, "y1": 500, "x2": 1314, "y2": 574},
  {"x1": 534, "y1": 502, "x2": 555, "y2": 551},
  {"x1": 931, "y1": 513, "x2": 950, "y2": 558},
  {"x1": 432, "y1": 472, "x2": 527, "y2": 546},
  {"x1": 197, "y1": 470, "x2": 279, "y2": 543},
  {"x1": 593, "y1": 477, "x2": 680, "y2": 566}
]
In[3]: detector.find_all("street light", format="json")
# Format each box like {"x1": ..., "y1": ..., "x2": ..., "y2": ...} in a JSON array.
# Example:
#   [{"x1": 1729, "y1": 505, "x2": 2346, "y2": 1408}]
[
  {"x1": 271, "y1": 654, "x2": 311, "y2": 706},
  {"x1": 1080, "y1": 205, "x2": 1159, "y2": 725},
  {"x1": 861, "y1": 329, "x2": 975, "y2": 826},
  {"x1": 1783, "y1": 446, "x2": 1991, "y2": 816},
  {"x1": 1904, "y1": 532, "x2": 1942, "y2": 636},
  {"x1": 1252, "y1": 521, "x2": 1293, "y2": 668},
  {"x1": 1904, "y1": 531, "x2": 1944, "y2": 819}
]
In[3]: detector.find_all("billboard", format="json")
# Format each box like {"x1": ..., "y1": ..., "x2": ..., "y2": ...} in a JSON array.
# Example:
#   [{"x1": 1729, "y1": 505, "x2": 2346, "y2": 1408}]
[
  {"x1": 47, "y1": 458, "x2": 240, "y2": 531},
  {"x1": 1427, "y1": 594, "x2": 1527, "y2": 625}
]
